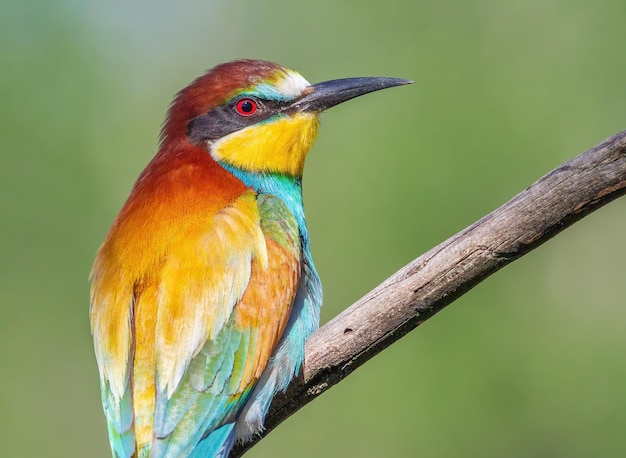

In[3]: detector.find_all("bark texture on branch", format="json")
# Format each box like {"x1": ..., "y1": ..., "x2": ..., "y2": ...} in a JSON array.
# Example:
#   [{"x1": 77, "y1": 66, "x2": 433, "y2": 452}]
[{"x1": 231, "y1": 130, "x2": 626, "y2": 457}]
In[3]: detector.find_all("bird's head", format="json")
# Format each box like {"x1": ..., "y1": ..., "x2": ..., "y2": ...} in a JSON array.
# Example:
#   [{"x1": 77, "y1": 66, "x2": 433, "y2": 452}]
[{"x1": 162, "y1": 59, "x2": 411, "y2": 177}]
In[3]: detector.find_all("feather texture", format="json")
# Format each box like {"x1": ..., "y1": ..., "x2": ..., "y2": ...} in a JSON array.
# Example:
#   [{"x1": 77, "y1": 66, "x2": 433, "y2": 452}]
[
  {"x1": 90, "y1": 135, "x2": 310, "y2": 455},
  {"x1": 90, "y1": 72, "x2": 321, "y2": 454},
  {"x1": 91, "y1": 59, "x2": 406, "y2": 457}
]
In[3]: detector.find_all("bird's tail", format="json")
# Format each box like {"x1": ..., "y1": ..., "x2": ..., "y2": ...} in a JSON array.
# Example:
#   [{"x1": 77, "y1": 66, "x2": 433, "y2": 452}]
[{"x1": 189, "y1": 423, "x2": 236, "y2": 458}]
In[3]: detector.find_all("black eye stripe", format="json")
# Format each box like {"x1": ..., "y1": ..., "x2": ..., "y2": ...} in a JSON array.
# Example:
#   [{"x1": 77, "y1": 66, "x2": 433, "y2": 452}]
[
  {"x1": 188, "y1": 98, "x2": 294, "y2": 144},
  {"x1": 229, "y1": 97, "x2": 285, "y2": 113}
]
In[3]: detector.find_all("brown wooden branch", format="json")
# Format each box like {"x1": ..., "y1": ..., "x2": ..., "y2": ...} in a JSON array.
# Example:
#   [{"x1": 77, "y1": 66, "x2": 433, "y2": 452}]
[{"x1": 231, "y1": 130, "x2": 626, "y2": 457}]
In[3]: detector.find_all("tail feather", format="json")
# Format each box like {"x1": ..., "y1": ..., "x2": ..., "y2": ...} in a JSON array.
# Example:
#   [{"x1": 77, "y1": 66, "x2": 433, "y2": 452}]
[
  {"x1": 189, "y1": 423, "x2": 237, "y2": 458},
  {"x1": 106, "y1": 419, "x2": 135, "y2": 458}
]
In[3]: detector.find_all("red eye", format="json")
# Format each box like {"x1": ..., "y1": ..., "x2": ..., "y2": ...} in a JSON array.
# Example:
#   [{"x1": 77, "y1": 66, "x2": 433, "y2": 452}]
[{"x1": 235, "y1": 98, "x2": 257, "y2": 116}]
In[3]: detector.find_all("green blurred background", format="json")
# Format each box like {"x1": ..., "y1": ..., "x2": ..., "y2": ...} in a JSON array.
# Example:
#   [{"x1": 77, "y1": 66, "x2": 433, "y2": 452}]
[{"x1": 2, "y1": 0, "x2": 626, "y2": 456}]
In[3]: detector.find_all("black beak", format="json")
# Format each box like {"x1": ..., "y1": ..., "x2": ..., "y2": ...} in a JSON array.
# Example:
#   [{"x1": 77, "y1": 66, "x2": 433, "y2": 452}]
[{"x1": 292, "y1": 77, "x2": 413, "y2": 113}]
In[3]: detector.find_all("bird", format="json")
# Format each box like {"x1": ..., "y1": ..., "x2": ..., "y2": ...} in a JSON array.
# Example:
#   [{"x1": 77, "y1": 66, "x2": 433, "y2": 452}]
[{"x1": 90, "y1": 59, "x2": 411, "y2": 458}]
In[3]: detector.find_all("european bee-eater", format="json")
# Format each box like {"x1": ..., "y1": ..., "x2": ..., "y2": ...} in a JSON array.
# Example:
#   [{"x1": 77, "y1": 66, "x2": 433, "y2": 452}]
[{"x1": 90, "y1": 59, "x2": 411, "y2": 458}]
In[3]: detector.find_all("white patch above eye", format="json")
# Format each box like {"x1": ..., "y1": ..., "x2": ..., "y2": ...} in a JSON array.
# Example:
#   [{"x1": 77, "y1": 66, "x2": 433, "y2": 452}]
[
  {"x1": 242, "y1": 68, "x2": 311, "y2": 102},
  {"x1": 275, "y1": 70, "x2": 311, "y2": 99}
]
